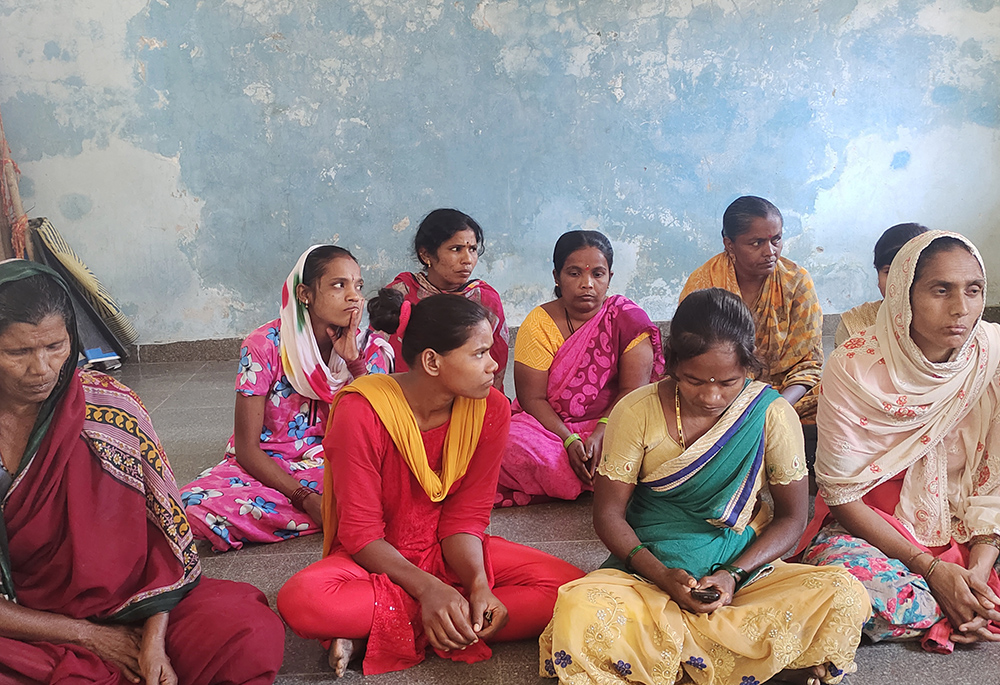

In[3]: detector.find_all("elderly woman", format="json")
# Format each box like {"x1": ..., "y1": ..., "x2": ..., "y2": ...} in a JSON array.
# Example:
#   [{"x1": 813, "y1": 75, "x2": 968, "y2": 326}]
[
  {"x1": 800, "y1": 231, "x2": 1000, "y2": 652},
  {"x1": 0, "y1": 261, "x2": 284, "y2": 684},
  {"x1": 680, "y1": 196, "x2": 823, "y2": 421}
]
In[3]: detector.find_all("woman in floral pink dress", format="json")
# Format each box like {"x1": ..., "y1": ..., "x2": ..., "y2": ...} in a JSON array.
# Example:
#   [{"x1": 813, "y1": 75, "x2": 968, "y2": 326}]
[{"x1": 183, "y1": 245, "x2": 390, "y2": 551}]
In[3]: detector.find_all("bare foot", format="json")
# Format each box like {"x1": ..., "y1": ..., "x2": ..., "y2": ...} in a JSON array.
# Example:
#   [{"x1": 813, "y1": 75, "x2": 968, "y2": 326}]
[
  {"x1": 773, "y1": 664, "x2": 828, "y2": 685},
  {"x1": 327, "y1": 638, "x2": 365, "y2": 678}
]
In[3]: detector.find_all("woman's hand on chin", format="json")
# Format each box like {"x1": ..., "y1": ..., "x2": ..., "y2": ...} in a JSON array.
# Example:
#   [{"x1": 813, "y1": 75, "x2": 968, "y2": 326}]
[{"x1": 328, "y1": 308, "x2": 362, "y2": 361}]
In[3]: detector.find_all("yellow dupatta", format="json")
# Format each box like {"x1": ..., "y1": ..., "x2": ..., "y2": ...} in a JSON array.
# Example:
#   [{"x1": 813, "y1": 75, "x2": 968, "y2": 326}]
[{"x1": 322, "y1": 374, "x2": 487, "y2": 556}]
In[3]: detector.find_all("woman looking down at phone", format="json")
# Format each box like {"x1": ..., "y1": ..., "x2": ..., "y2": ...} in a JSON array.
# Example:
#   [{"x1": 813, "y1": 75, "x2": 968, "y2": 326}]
[{"x1": 540, "y1": 288, "x2": 868, "y2": 685}]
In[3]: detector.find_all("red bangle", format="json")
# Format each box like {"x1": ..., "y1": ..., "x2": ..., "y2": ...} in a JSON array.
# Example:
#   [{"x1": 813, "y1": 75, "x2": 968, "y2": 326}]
[{"x1": 290, "y1": 486, "x2": 319, "y2": 511}]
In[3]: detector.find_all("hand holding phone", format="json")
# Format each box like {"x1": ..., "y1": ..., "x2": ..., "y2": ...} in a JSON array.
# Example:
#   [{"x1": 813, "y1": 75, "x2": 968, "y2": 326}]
[{"x1": 690, "y1": 587, "x2": 721, "y2": 603}]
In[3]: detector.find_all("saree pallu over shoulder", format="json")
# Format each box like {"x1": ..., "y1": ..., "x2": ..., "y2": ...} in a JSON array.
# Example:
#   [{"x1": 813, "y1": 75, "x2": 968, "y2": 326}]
[
  {"x1": 680, "y1": 254, "x2": 824, "y2": 407},
  {"x1": 543, "y1": 294, "x2": 664, "y2": 422},
  {"x1": 605, "y1": 381, "x2": 781, "y2": 578},
  {"x1": 2, "y1": 370, "x2": 200, "y2": 621},
  {"x1": 385, "y1": 272, "x2": 509, "y2": 388}
]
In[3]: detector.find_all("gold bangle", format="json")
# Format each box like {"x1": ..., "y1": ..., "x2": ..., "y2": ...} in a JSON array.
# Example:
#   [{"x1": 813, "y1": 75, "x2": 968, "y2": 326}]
[
  {"x1": 924, "y1": 556, "x2": 941, "y2": 580},
  {"x1": 970, "y1": 534, "x2": 1000, "y2": 552},
  {"x1": 904, "y1": 548, "x2": 929, "y2": 570}
]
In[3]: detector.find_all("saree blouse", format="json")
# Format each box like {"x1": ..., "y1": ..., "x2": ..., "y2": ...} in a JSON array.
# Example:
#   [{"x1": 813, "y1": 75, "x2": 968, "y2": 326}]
[
  {"x1": 600, "y1": 383, "x2": 806, "y2": 492},
  {"x1": 514, "y1": 304, "x2": 651, "y2": 372}
]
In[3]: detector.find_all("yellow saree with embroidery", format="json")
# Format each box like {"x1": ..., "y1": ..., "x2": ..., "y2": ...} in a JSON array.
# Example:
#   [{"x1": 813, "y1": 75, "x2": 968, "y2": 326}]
[{"x1": 539, "y1": 382, "x2": 868, "y2": 684}]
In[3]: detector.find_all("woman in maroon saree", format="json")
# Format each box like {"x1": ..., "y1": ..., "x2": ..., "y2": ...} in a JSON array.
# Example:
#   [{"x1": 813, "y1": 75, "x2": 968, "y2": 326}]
[
  {"x1": 496, "y1": 231, "x2": 663, "y2": 506},
  {"x1": 0, "y1": 261, "x2": 284, "y2": 684}
]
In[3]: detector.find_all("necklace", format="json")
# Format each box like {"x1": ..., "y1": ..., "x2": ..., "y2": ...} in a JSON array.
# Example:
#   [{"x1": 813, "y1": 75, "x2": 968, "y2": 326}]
[
  {"x1": 674, "y1": 384, "x2": 686, "y2": 450},
  {"x1": 564, "y1": 307, "x2": 576, "y2": 335}
]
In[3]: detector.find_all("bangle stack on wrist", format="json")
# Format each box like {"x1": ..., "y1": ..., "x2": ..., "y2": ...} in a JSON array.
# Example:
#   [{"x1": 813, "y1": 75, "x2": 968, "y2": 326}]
[
  {"x1": 924, "y1": 556, "x2": 941, "y2": 580},
  {"x1": 290, "y1": 485, "x2": 319, "y2": 511},
  {"x1": 970, "y1": 534, "x2": 1000, "y2": 552},
  {"x1": 711, "y1": 563, "x2": 748, "y2": 588}
]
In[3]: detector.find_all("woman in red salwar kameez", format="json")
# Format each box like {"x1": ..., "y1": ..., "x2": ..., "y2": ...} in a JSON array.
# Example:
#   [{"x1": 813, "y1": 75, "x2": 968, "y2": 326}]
[
  {"x1": 277, "y1": 294, "x2": 583, "y2": 677},
  {"x1": 0, "y1": 261, "x2": 285, "y2": 685}
]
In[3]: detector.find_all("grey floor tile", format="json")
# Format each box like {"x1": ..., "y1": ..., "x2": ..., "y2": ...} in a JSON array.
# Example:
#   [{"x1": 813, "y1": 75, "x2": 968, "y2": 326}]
[
  {"x1": 851, "y1": 640, "x2": 1000, "y2": 685},
  {"x1": 225, "y1": 552, "x2": 317, "y2": 606},
  {"x1": 491, "y1": 497, "x2": 597, "y2": 544},
  {"x1": 523, "y1": 540, "x2": 611, "y2": 575},
  {"x1": 174, "y1": 372, "x2": 240, "y2": 409},
  {"x1": 237, "y1": 532, "x2": 325, "y2": 558},
  {"x1": 494, "y1": 639, "x2": 548, "y2": 685},
  {"x1": 151, "y1": 404, "x2": 231, "y2": 484}
]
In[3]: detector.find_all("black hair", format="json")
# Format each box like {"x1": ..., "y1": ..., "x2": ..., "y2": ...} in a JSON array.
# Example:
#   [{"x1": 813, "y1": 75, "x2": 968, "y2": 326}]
[
  {"x1": 366, "y1": 291, "x2": 491, "y2": 367},
  {"x1": 367, "y1": 287, "x2": 405, "y2": 333},
  {"x1": 552, "y1": 230, "x2": 614, "y2": 298},
  {"x1": 0, "y1": 273, "x2": 75, "y2": 337},
  {"x1": 302, "y1": 245, "x2": 358, "y2": 289},
  {"x1": 721, "y1": 196, "x2": 782, "y2": 240},
  {"x1": 665, "y1": 288, "x2": 763, "y2": 377},
  {"x1": 414, "y1": 208, "x2": 485, "y2": 268},
  {"x1": 873, "y1": 223, "x2": 928, "y2": 270},
  {"x1": 911, "y1": 235, "x2": 978, "y2": 288}
]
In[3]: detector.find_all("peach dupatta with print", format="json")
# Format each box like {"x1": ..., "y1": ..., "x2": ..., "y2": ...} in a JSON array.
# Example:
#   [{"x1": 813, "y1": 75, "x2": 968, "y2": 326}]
[{"x1": 815, "y1": 231, "x2": 1000, "y2": 548}]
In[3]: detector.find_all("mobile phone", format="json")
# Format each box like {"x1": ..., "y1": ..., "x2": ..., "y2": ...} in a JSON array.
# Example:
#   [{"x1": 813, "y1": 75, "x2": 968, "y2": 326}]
[{"x1": 690, "y1": 587, "x2": 721, "y2": 603}]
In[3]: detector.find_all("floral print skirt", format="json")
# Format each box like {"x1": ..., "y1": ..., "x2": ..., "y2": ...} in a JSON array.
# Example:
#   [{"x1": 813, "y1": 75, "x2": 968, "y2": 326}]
[
  {"x1": 182, "y1": 450, "x2": 324, "y2": 552},
  {"x1": 540, "y1": 562, "x2": 869, "y2": 684},
  {"x1": 801, "y1": 522, "x2": 943, "y2": 641}
]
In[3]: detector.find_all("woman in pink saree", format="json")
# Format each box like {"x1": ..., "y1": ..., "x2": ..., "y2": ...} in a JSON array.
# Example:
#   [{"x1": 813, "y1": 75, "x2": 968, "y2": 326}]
[{"x1": 496, "y1": 231, "x2": 663, "y2": 507}]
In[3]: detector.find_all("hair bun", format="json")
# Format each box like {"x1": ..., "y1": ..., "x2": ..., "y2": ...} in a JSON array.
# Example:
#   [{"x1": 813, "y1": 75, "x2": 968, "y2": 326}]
[{"x1": 367, "y1": 288, "x2": 405, "y2": 334}]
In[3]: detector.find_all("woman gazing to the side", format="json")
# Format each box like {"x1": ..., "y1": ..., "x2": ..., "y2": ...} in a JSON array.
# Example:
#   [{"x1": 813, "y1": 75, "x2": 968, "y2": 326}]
[
  {"x1": 680, "y1": 196, "x2": 823, "y2": 421},
  {"x1": 374, "y1": 208, "x2": 509, "y2": 389},
  {"x1": 278, "y1": 294, "x2": 582, "y2": 677}
]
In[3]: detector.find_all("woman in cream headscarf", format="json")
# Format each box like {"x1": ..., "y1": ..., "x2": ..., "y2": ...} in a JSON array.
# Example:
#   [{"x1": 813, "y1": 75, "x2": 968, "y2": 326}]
[
  {"x1": 183, "y1": 245, "x2": 388, "y2": 551},
  {"x1": 799, "y1": 230, "x2": 1000, "y2": 652}
]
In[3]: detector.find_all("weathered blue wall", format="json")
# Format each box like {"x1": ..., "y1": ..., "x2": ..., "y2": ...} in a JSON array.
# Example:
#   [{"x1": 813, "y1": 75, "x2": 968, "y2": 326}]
[{"x1": 2, "y1": 0, "x2": 998, "y2": 343}]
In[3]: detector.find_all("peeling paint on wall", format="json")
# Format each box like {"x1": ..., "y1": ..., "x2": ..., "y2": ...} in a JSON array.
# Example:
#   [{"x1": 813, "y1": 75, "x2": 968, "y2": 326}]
[{"x1": 1, "y1": 0, "x2": 998, "y2": 343}]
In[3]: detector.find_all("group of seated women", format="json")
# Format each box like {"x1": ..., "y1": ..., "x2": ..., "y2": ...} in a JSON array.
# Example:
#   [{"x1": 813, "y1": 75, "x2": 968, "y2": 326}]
[{"x1": 1, "y1": 195, "x2": 997, "y2": 685}]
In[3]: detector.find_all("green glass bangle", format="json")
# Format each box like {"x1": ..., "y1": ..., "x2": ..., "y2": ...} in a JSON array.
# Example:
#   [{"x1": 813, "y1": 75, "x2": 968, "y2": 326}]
[
  {"x1": 625, "y1": 543, "x2": 648, "y2": 569},
  {"x1": 597, "y1": 417, "x2": 609, "y2": 425},
  {"x1": 711, "y1": 563, "x2": 748, "y2": 587},
  {"x1": 563, "y1": 433, "x2": 582, "y2": 449}
]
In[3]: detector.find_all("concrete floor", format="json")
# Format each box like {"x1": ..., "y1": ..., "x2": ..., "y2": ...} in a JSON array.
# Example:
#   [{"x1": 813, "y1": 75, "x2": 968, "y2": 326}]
[{"x1": 118, "y1": 360, "x2": 1000, "y2": 684}]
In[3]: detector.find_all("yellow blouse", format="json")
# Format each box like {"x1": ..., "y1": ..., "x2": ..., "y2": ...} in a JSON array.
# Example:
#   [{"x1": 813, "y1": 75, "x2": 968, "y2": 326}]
[
  {"x1": 599, "y1": 382, "x2": 806, "y2": 488},
  {"x1": 513, "y1": 305, "x2": 650, "y2": 372}
]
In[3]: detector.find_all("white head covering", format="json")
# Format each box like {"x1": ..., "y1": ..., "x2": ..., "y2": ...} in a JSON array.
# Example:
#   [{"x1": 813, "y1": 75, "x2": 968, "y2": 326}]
[
  {"x1": 816, "y1": 230, "x2": 1000, "y2": 545},
  {"x1": 279, "y1": 245, "x2": 355, "y2": 403}
]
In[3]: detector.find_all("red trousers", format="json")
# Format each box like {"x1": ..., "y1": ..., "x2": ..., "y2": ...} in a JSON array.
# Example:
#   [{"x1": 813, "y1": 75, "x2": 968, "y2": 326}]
[{"x1": 277, "y1": 536, "x2": 583, "y2": 642}]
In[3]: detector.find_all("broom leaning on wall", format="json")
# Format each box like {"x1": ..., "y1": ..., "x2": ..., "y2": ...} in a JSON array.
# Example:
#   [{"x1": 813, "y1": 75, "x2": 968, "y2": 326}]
[{"x1": 0, "y1": 104, "x2": 137, "y2": 367}]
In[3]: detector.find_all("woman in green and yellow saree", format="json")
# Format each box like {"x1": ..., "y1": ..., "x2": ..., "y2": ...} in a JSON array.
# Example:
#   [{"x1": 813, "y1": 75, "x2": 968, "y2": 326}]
[{"x1": 540, "y1": 288, "x2": 870, "y2": 685}]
